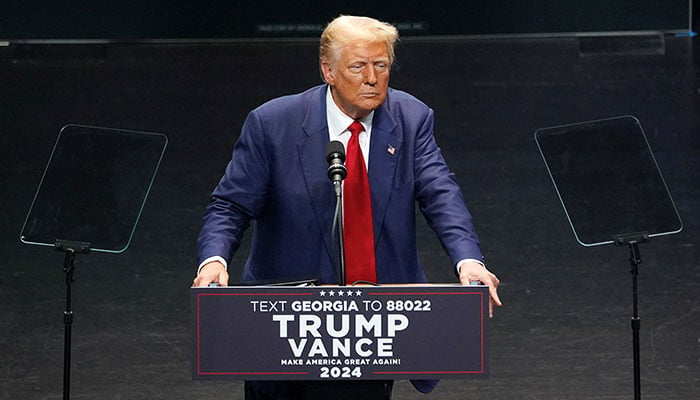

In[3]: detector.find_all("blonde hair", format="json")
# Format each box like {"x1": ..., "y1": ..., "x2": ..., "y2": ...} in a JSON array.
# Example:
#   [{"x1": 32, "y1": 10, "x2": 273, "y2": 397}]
[{"x1": 319, "y1": 15, "x2": 399, "y2": 66}]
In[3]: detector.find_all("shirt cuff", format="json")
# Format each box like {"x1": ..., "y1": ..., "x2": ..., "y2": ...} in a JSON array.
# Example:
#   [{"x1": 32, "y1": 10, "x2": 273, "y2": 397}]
[
  {"x1": 198, "y1": 256, "x2": 228, "y2": 274},
  {"x1": 456, "y1": 258, "x2": 485, "y2": 274}
]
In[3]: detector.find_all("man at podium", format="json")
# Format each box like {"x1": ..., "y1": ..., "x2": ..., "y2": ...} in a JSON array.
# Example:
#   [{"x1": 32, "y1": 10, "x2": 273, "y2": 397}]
[{"x1": 193, "y1": 14, "x2": 501, "y2": 400}]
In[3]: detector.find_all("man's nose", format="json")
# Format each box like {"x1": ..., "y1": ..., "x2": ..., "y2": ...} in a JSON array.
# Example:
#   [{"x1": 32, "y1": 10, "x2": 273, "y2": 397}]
[{"x1": 363, "y1": 67, "x2": 377, "y2": 85}]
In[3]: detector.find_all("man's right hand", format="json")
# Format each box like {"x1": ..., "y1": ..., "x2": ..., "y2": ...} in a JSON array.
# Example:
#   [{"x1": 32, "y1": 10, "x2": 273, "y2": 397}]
[{"x1": 192, "y1": 261, "x2": 229, "y2": 287}]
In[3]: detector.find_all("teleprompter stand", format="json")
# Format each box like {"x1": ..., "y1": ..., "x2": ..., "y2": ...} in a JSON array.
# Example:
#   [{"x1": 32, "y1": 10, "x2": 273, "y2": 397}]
[
  {"x1": 535, "y1": 116, "x2": 683, "y2": 400},
  {"x1": 613, "y1": 232, "x2": 648, "y2": 399},
  {"x1": 55, "y1": 240, "x2": 90, "y2": 400},
  {"x1": 20, "y1": 125, "x2": 167, "y2": 399}
]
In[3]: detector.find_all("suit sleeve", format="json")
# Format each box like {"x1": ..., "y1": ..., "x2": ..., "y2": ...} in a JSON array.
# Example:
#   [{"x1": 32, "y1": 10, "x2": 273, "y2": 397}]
[
  {"x1": 196, "y1": 110, "x2": 271, "y2": 265},
  {"x1": 412, "y1": 109, "x2": 484, "y2": 266}
]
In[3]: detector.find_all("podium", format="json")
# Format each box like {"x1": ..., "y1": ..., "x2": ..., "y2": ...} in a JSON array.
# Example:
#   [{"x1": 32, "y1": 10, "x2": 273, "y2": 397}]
[{"x1": 191, "y1": 284, "x2": 488, "y2": 381}]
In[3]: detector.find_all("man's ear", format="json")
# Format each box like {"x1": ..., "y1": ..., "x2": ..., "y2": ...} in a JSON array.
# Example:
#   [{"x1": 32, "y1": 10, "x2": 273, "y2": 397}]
[{"x1": 320, "y1": 61, "x2": 335, "y2": 85}]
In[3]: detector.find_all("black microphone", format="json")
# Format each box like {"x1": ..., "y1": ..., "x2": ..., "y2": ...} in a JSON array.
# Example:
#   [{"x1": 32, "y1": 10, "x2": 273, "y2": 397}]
[
  {"x1": 326, "y1": 140, "x2": 347, "y2": 184},
  {"x1": 326, "y1": 140, "x2": 347, "y2": 285}
]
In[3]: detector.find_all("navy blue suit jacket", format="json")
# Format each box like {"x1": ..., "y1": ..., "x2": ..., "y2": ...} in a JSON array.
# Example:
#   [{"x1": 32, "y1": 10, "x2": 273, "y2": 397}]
[{"x1": 196, "y1": 85, "x2": 483, "y2": 393}]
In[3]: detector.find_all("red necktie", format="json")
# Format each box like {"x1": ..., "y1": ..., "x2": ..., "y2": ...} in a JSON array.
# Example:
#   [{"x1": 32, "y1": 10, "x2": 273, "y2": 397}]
[{"x1": 344, "y1": 121, "x2": 377, "y2": 284}]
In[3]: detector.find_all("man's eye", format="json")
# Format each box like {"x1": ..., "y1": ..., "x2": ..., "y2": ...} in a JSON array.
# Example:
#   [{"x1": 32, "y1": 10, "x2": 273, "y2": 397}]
[
  {"x1": 349, "y1": 65, "x2": 363, "y2": 72},
  {"x1": 375, "y1": 63, "x2": 387, "y2": 71}
]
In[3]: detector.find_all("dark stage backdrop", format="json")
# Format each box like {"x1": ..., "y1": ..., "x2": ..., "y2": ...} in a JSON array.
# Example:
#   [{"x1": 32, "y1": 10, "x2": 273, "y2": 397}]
[
  {"x1": 0, "y1": 0, "x2": 692, "y2": 42},
  {"x1": 1, "y1": 2, "x2": 698, "y2": 397},
  {"x1": 1, "y1": 35, "x2": 698, "y2": 399}
]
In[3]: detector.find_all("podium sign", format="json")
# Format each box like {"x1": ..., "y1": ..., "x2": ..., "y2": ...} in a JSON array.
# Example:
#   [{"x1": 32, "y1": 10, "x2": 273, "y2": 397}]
[{"x1": 192, "y1": 285, "x2": 488, "y2": 380}]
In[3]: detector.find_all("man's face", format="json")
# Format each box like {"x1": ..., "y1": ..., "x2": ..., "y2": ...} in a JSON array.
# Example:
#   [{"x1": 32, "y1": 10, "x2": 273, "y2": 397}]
[{"x1": 321, "y1": 41, "x2": 391, "y2": 120}]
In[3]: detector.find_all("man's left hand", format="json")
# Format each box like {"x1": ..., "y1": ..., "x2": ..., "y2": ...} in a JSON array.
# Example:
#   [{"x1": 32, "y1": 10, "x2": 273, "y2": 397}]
[{"x1": 458, "y1": 260, "x2": 502, "y2": 318}]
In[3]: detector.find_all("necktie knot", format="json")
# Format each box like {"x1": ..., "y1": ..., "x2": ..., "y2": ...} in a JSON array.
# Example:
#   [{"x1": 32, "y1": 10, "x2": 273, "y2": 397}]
[{"x1": 348, "y1": 121, "x2": 364, "y2": 137}]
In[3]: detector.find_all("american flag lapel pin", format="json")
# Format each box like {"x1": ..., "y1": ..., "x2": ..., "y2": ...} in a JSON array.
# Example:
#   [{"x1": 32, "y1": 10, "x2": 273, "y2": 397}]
[{"x1": 387, "y1": 144, "x2": 395, "y2": 155}]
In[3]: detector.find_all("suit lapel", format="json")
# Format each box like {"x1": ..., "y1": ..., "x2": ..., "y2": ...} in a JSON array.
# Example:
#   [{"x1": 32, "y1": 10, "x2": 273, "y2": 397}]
[
  {"x1": 368, "y1": 104, "x2": 402, "y2": 244},
  {"x1": 296, "y1": 88, "x2": 338, "y2": 275}
]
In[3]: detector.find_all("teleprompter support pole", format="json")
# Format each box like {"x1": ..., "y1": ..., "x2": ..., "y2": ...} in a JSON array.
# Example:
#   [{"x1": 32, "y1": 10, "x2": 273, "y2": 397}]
[
  {"x1": 62, "y1": 249, "x2": 75, "y2": 400},
  {"x1": 55, "y1": 240, "x2": 91, "y2": 400},
  {"x1": 614, "y1": 232, "x2": 647, "y2": 400},
  {"x1": 628, "y1": 241, "x2": 641, "y2": 400}
]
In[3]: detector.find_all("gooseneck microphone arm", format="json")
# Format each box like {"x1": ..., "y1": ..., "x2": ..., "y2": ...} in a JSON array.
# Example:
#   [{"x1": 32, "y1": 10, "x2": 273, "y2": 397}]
[{"x1": 326, "y1": 141, "x2": 347, "y2": 286}]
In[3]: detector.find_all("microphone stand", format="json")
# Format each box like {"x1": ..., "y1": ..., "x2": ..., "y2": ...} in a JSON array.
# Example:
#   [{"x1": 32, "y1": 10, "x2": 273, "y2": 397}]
[
  {"x1": 333, "y1": 181, "x2": 346, "y2": 286},
  {"x1": 327, "y1": 141, "x2": 347, "y2": 286}
]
